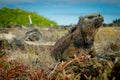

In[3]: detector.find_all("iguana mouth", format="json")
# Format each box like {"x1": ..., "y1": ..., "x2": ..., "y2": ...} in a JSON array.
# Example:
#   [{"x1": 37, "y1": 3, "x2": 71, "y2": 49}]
[{"x1": 94, "y1": 18, "x2": 104, "y2": 28}]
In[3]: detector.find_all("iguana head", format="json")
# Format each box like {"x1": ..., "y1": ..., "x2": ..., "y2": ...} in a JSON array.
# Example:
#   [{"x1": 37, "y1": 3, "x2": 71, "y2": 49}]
[
  {"x1": 78, "y1": 14, "x2": 104, "y2": 44},
  {"x1": 82, "y1": 13, "x2": 103, "y2": 27},
  {"x1": 79, "y1": 13, "x2": 103, "y2": 32}
]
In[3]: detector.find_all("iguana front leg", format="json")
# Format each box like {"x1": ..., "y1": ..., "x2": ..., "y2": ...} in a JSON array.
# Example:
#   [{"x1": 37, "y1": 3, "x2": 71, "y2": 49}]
[{"x1": 51, "y1": 34, "x2": 72, "y2": 61}]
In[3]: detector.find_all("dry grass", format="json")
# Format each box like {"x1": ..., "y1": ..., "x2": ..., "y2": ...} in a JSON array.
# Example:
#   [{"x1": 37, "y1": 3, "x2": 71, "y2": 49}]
[
  {"x1": 0, "y1": 27, "x2": 120, "y2": 79},
  {"x1": 94, "y1": 27, "x2": 120, "y2": 53},
  {"x1": 95, "y1": 27, "x2": 120, "y2": 43}
]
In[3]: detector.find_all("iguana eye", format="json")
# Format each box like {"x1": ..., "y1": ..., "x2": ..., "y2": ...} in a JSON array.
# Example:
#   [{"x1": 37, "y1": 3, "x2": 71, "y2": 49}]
[
  {"x1": 87, "y1": 16, "x2": 94, "y2": 19},
  {"x1": 98, "y1": 14, "x2": 101, "y2": 17}
]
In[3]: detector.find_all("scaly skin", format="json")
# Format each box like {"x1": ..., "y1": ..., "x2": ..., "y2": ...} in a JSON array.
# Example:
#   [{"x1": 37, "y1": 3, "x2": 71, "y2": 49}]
[{"x1": 51, "y1": 13, "x2": 104, "y2": 61}]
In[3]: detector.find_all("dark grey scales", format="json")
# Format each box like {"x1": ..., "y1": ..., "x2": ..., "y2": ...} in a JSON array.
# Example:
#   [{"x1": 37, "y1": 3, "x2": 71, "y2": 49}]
[{"x1": 51, "y1": 13, "x2": 104, "y2": 61}]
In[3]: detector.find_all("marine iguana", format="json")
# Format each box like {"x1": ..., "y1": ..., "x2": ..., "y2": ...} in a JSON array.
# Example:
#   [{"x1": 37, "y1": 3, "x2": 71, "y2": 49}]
[{"x1": 51, "y1": 13, "x2": 104, "y2": 61}]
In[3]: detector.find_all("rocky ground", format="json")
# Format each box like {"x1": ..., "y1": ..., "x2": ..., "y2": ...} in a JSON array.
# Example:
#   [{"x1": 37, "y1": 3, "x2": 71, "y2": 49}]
[{"x1": 0, "y1": 26, "x2": 120, "y2": 79}]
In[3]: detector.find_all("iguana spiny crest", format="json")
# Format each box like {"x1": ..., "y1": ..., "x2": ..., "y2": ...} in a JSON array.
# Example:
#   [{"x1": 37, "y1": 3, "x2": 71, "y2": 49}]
[{"x1": 51, "y1": 13, "x2": 103, "y2": 61}]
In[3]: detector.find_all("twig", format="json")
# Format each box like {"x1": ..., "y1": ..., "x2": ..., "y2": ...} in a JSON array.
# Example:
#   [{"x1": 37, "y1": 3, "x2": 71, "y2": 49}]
[
  {"x1": 62, "y1": 54, "x2": 91, "y2": 69},
  {"x1": 48, "y1": 62, "x2": 60, "y2": 78}
]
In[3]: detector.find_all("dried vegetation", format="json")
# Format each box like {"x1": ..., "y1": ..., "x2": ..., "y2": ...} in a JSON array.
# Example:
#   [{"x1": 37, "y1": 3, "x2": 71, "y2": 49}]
[{"x1": 0, "y1": 27, "x2": 120, "y2": 80}]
